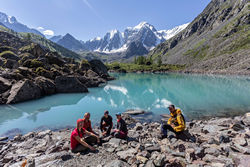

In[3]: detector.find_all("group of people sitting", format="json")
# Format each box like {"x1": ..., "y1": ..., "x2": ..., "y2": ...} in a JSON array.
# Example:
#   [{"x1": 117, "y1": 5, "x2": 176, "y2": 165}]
[
  {"x1": 70, "y1": 104, "x2": 186, "y2": 153},
  {"x1": 70, "y1": 111, "x2": 128, "y2": 153}
]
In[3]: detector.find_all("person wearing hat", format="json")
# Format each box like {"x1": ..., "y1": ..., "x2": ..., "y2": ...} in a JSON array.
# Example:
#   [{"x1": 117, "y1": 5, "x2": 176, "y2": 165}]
[
  {"x1": 161, "y1": 104, "x2": 186, "y2": 138},
  {"x1": 100, "y1": 110, "x2": 113, "y2": 136},
  {"x1": 70, "y1": 119, "x2": 100, "y2": 153},
  {"x1": 112, "y1": 112, "x2": 128, "y2": 139}
]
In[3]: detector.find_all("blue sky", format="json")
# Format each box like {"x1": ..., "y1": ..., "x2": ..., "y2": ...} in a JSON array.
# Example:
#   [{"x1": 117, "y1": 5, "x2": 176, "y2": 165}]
[{"x1": 0, "y1": 0, "x2": 211, "y2": 41}]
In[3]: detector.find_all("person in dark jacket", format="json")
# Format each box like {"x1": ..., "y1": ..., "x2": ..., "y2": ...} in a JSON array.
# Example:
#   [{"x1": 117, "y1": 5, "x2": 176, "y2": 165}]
[
  {"x1": 112, "y1": 112, "x2": 128, "y2": 139},
  {"x1": 100, "y1": 110, "x2": 113, "y2": 136}
]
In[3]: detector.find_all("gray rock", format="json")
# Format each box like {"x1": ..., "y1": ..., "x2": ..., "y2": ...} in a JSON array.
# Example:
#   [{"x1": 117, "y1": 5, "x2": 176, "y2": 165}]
[
  {"x1": 89, "y1": 59, "x2": 108, "y2": 76},
  {"x1": 55, "y1": 75, "x2": 88, "y2": 93},
  {"x1": 145, "y1": 160, "x2": 155, "y2": 167},
  {"x1": 231, "y1": 122, "x2": 245, "y2": 131},
  {"x1": 116, "y1": 148, "x2": 137, "y2": 160},
  {"x1": 35, "y1": 76, "x2": 56, "y2": 95},
  {"x1": 0, "y1": 137, "x2": 8, "y2": 141},
  {"x1": 0, "y1": 77, "x2": 11, "y2": 94},
  {"x1": 124, "y1": 109, "x2": 145, "y2": 115},
  {"x1": 243, "y1": 113, "x2": 250, "y2": 126},
  {"x1": 104, "y1": 160, "x2": 130, "y2": 167},
  {"x1": 135, "y1": 122, "x2": 143, "y2": 131},
  {"x1": 146, "y1": 145, "x2": 161, "y2": 153},
  {"x1": 205, "y1": 147, "x2": 221, "y2": 157},
  {"x1": 153, "y1": 154, "x2": 165, "y2": 166},
  {"x1": 7, "y1": 79, "x2": 41, "y2": 104},
  {"x1": 27, "y1": 158, "x2": 35, "y2": 167},
  {"x1": 108, "y1": 138, "x2": 121, "y2": 147}
]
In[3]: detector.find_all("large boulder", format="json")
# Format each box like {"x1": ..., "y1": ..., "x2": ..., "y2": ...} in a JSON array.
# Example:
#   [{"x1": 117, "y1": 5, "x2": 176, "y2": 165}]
[
  {"x1": 0, "y1": 51, "x2": 20, "y2": 61},
  {"x1": 19, "y1": 43, "x2": 46, "y2": 57},
  {"x1": 35, "y1": 77, "x2": 56, "y2": 95},
  {"x1": 45, "y1": 52, "x2": 65, "y2": 66},
  {"x1": 0, "y1": 77, "x2": 11, "y2": 94},
  {"x1": 55, "y1": 75, "x2": 88, "y2": 93},
  {"x1": 7, "y1": 80, "x2": 41, "y2": 104},
  {"x1": 89, "y1": 59, "x2": 108, "y2": 76}
]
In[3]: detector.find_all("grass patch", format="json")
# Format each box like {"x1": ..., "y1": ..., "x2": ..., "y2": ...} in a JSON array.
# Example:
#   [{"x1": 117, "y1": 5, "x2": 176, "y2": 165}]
[{"x1": 106, "y1": 62, "x2": 185, "y2": 72}]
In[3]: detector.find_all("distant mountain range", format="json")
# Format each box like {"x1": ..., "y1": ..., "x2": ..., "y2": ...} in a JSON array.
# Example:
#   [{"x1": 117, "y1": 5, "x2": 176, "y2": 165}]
[
  {"x1": 50, "y1": 22, "x2": 189, "y2": 58},
  {"x1": 0, "y1": 11, "x2": 44, "y2": 37}
]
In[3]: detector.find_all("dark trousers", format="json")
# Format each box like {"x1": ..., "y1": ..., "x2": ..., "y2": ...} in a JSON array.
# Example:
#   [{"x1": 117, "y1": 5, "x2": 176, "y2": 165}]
[
  {"x1": 161, "y1": 124, "x2": 182, "y2": 137},
  {"x1": 101, "y1": 124, "x2": 112, "y2": 135},
  {"x1": 71, "y1": 136, "x2": 97, "y2": 153},
  {"x1": 111, "y1": 130, "x2": 127, "y2": 139}
]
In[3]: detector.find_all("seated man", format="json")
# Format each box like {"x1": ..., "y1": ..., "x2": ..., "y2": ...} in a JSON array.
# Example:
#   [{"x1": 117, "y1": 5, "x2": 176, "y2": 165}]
[
  {"x1": 161, "y1": 104, "x2": 186, "y2": 138},
  {"x1": 112, "y1": 112, "x2": 128, "y2": 139},
  {"x1": 100, "y1": 110, "x2": 113, "y2": 136},
  {"x1": 70, "y1": 119, "x2": 100, "y2": 153},
  {"x1": 83, "y1": 112, "x2": 98, "y2": 136}
]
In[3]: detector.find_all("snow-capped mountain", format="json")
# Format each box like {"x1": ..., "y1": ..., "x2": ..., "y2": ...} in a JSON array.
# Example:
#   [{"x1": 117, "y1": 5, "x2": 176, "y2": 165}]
[
  {"x1": 50, "y1": 21, "x2": 189, "y2": 58},
  {"x1": 0, "y1": 11, "x2": 44, "y2": 37},
  {"x1": 82, "y1": 22, "x2": 189, "y2": 54}
]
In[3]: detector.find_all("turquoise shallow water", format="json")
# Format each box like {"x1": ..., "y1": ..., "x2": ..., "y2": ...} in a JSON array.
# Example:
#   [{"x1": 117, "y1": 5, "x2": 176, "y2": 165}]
[{"x1": 1, "y1": 73, "x2": 250, "y2": 136}]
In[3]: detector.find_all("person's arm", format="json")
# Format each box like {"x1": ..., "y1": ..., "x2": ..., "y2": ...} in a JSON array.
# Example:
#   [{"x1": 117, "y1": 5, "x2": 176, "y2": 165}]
[
  {"x1": 85, "y1": 130, "x2": 100, "y2": 143},
  {"x1": 74, "y1": 135, "x2": 95, "y2": 151},
  {"x1": 167, "y1": 117, "x2": 172, "y2": 125},
  {"x1": 89, "y1": 121, "x2": 93, "y2": 132},
  {"x1": 173, "y1": 114, "x2": 185, "y2": 132},
  {"x1": 100, "y1": 118, "x2": 104, "y2": 131}
]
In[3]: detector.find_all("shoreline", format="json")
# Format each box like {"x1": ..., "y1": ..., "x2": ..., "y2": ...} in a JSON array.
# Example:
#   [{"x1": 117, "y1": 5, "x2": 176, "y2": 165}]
[
  {"x1": 1, "y1": 109, "x2": 249, "y2": 139},
  {"x1": 1, "y1": 112, "x2": 250, "y2": 167},
  {"x1": 108, "y1": 69, "x2": 250, "y2": 77}
]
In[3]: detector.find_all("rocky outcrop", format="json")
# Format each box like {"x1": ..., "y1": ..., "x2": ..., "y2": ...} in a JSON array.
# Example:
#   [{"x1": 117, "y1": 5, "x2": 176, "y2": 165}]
[
  {"x1": 55, "y1": 76, "x2": 88, "y2": 93},
  {"x1": 7, "y1": 80, "x2": 41, "y2": 104},
  {"x1": 0, "y1": 31, "x2": 113, "y2": 104},
  {"x1": 1, "y1": 113, "x2": 250, "y2": 167}
]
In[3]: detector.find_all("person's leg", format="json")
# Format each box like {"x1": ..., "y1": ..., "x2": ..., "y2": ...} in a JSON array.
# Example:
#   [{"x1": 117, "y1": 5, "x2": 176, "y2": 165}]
[
  {"x1": 106, "y1": 126, "x2": 111, "y2": 135},
  {"x1": 84, "y1": 136, "x2": 97, "y2": 145},
  {"x1": 71, "y1": 144, "x2": 88, "y2": 153},
  {"x1": 118, "y1": 131, "x2": 127, "y2": 139}
]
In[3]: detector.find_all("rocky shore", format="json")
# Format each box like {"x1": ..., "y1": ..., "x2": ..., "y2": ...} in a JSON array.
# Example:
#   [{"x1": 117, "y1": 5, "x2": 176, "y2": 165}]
[{"x1": 1, "y1": 112, "x2": 250, "y2": 167}]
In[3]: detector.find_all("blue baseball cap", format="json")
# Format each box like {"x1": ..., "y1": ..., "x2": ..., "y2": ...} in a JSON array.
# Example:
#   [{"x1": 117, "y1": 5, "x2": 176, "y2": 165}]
[{"x1": 115, "y1": 112, "x2": 121, "y2": 116}]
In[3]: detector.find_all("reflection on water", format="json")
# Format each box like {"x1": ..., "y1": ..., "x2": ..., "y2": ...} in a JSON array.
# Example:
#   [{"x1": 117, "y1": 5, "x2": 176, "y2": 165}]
[{"x1": 1, "y1": 73, "x2": 250, "y2": 136}]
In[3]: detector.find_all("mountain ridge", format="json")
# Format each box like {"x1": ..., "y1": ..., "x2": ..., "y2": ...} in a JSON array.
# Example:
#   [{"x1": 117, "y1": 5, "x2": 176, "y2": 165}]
[
  {"x1": 149, "y1": 0, "x2": 250, "y2": 75},
  {"x1": 0, "y1": 11, "x2": 44, "y2": 37}
]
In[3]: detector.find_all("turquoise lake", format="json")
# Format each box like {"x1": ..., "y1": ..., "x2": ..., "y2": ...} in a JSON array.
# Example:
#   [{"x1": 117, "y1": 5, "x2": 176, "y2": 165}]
[{"x1": 1, "y1": 73, "x2": 250, "y2": 136}]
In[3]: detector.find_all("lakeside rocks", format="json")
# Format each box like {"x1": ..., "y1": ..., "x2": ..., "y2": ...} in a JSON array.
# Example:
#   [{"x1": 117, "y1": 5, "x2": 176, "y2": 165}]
[
  {"x1": 1, "y1": 113, "x2": 250, "y2": 167},
  {"x1": 0, "y1": 42, "x2": 114, "y2": 104}
]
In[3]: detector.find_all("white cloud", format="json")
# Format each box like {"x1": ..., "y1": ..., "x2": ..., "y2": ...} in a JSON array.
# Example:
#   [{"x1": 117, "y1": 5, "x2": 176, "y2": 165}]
[
  {"x1": 37, "y1": 27, "x2": 44, "y2": 31},
  {"x1": 43, "y1": 30, "x2": 54, "y2": 36}
]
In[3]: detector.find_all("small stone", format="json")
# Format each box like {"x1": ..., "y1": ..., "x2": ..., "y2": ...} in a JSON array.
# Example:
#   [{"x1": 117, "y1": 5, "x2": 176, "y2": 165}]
[
  {"x1": 146, "y1": 145, "x2": 161, "y2": 153},
  {"x1": 136, "y1": 155, "x2": 148, "y2": 164},
  {"x1": 145, "y1": 160, "x2": 155, "y2": 167},
  {"x1": 0, "y1": 137, "x2": 8, "y2": 141},
  {"x1": 204, "y1": 147, "x2": 220, "y2": 157},
  {"x1": 61, "y1": 154, "x2": 73, "y2": 161},
  {"x1": 109, "y1": 138, "x2": 121, "y2": 147},
  {"x1": 153, "y1": 154, "x2": 165, "y2": 167},
  {"x1": 104, "y1": 160, "x2": 130, "y2": 167},
  {"x1": 231, "y1": 122, "x2": 245, "y2": 131},
  {"x1": 135, "y1": 123, "x2": 143, "y2": 131}
]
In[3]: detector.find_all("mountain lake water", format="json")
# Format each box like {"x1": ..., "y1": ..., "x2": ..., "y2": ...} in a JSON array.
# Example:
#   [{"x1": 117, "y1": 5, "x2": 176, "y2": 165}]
[{"x1": 1, "y1": 73, "x2": 250, "y2": 136}]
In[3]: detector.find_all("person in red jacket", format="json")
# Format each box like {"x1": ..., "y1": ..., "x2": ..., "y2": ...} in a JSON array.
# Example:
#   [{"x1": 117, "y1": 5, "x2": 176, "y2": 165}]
[
  {"x1": 83, "y1": 112, "x2": 98, "y2": 136},
  {"x1": 70, "y1": 119, "x2": 100, "y2": 153}
]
